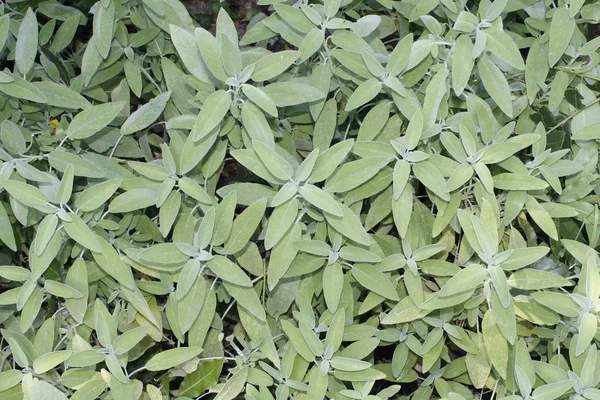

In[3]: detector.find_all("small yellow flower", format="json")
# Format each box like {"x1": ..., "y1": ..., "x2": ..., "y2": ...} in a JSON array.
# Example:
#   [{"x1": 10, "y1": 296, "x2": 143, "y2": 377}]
[{"x1": 49, "y1": 119, "x2": 60, "y2": 129}]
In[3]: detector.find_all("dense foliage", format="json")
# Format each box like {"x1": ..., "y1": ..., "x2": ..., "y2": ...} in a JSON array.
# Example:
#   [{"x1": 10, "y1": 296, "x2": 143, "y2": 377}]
[{"x1": 1, "y1": 0, "x2": 600, "y2": 399}]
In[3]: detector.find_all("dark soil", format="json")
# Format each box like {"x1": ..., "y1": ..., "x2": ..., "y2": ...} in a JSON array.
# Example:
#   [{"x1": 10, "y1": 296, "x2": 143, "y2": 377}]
[{"x1": 183, "y1": 0, "x2": 261, "y2": 36}]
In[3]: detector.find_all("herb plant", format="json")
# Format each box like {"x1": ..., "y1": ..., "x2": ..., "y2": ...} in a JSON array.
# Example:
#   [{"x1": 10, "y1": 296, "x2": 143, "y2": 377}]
[{"x1": 0, "y1": 0, "x2": 600, "y2": 399}]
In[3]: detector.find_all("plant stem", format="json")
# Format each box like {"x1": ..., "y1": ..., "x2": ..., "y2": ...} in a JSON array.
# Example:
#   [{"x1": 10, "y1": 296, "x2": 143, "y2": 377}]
[{"x1": 546, "y1": 97, "x2": 600, "y2": 134}]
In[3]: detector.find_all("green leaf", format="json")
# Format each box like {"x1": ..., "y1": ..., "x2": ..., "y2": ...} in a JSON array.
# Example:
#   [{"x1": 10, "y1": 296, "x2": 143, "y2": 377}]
[
  {"x1": 30, "y1": 231, "x2": 61, "y2": 280},
  {"x1": 299, "y1": 320, "x2": 324, "y2": 357},
  {"x1": 218, "y1": 183, "x2": 277, "y2": 207},
  {"x1": 326, "y1": 203, "x2": 371, "y2": 245},
  {"x1": 261, "y1": 82, "x2": 325, "y2": 107},
  {"x1": 492, "y1": 173, "x2": 549, "y2": 191},
  {"x1": 109, "y1": 189, "x2": 157, "y2": 213},
  {"x1": 159, "y1": 191, "x2": 181, "y2": 237},
  {"x1": 240, "y1": 102, "x2": 275, "y2": 148},
  {"x1": 482, "y1": 311, "x2": 508, "y2": 379},
  {"x1": 113, "y1": 326, "x2": 150, "y2": 355},
  {"x1": 121, "y1": 91, "x2": 171, "y2": 136},
  {"x1": 1, "y1": 180, "x2": 50, "y2": 211},
  {"x1": 145, "y1": 347, "x2": 203, "y2": 371},
  {"x1": 471, "y1": 215, "x2": 497, "y2": 255},
  {"x1": 44, "y1": 281, "x2": 83, "y2": 299},
  {"x1": 178, "y1": 177, "x2": 213, "y2": 205},
  {"x1": 0, "y1": 71, "x2": 13, "y2": 83},
  {"x1": 49, "y1": 14, "x2": 80, "y2": 53},
  {"x1": 178, "y1": 276, "x2": 206, "y2": 334},
  {"x1": 392, "y1": 184, "x2": 413, "y2": 238},
  {"x1": 478, "y1": 57, "x2": 513, "y2": 117},
  {"x1": 66, "y1": 102, "x2": 125, "y2": 140},
  {"x1": 208, "y1": 256, "x2": 252, "y2": 287},
  {"x1": 299, "y1": 184, "x2": 343, "y2": 217},
  {"x1": 351, "y1": 263, "x2": 399, "y2": 300},
  {"x1": 75, "y1": 179, "x2": 122, "y2": 212},
  {"x1": 339, "y1": 246, "x2": 381, "y2": 263},
  {"x1": 352, "y1": 15, "x2": 381, "y2": 37},
  {"x1": 169, "y1": 24, "x2": 214, "y2": 83},
  {"x1": 223, "y1": 282, "x2": 266, "y2": 321},
  {"x1": 489, "y1": 265, "x2": 510, "y2": 308},
  {"x1": 508, "y1": 269, "x2": 572, "y2": 289},
  {"x1": 332, "y1": 48, "x2": 374, "y2": 79},
  {"x1": 357, "y1": 102, "x2": 391, "y2": 143},
  {"x1": 92, "y1": 236, "x2": 136, "y2": 290},
  {"x1": 465, "y1": 334, "x2": 491, "y2": 389},
  {"x1": 387, "y1": 33, "x2": 413, "y2": 76},
  {"x1": 32, "y1": 81, "x2": 91, "y2": 109},
  {"x1": 0, "y1": 202, "x2": 17, "y2": 251},
  {"x1": 15, "y1": 8, "x2": 38, "y2": 75},
  {"x1": 525, "y1": 196, "x2": 558, "y2": 241},
  {"x1": 179, "y1": 359, "x2": 224, "y2": 397},
  {"x1": 211, "y1": 191, "x2": 237, "y2": 247},
  {"x1": 293, "y1": 240, "x2": 330, "y2": 257},
  {"x1": 393, "y1": 160, "x2": 411, "y2": 200},
  {"x1": 345, "y1": 79, "x2": 382, "y2": 111},
  {"x1": 446, "y1": 163, "x2": 474, "y2": 192},
  {"x1": 192, "y1": 90, "x2": 232, "y2": 141},
  {"x1": 531, "y1": 381, "x2": 574, "y2": 400},
  {"x1": 0, "y1": 15, "x2": 10, "y2": 55},
  {"x1": 525, "y1": 37, "x2": 550, "y2": 103},
  {"x1": 325, "y1": 157, "x2": 391, "y2": 193},
  {"x1": 216, "y1": 8, "x2": 239, "y2": 45},
  {"x1": 221, "y1": 34, "x2": 242, "y2": 77},
  {"x1": 253, "y1": 141, "x2": 293, "y2": 181},
  {"x1": 452, "y1": 34, "x2": 473, "y2": 95},
  {"x1": 484, "y1": 28, "x2": 525, "y2": 70},
  {"x1": 241, "y1": 84, "x2": 278, "y2": 118},
  {"x1": 33, "y1": 351, "x2": 72, "y2": 374},
  {"x1": 214, "y1": 366, "x2": 249, "y2": 400},
  {"x1": 323, "y1": 262, "x2": 343, "y2": 313},
  {"x1": 94, "y1": 301, "x2": 116, "y2": 347},
  {"x1": 48, "y1": 151, "x2": 104, "y2": 178},
  {"x1": 324, "y1": 0, "x2": 341, "y2": 17},
  {"x1": 307, "y1": 367, "x2": 328, "y2": 400},
  {"x1": 0, "y1": 267, "x2": 30, "y2": 282},
  {"x1": 56, "y1": 165, "x2": 74, "y2": 205},
  {"x1": 265, "y1": 198, "x2": 298, "y2": 250},
  {"x1": 310, "y1": 139, "x2": 354, "y2": 182},
  {"x1": 485, "y1": 0, "x2": 507, "y2": 20},
  {"x1": 0, "y1": 370, "x2": 22, "y2": 393},
  {"x1": 92, "y1": 0, "x2": 114, "y2": 58},
  {"x1": 62, "y1": 212, "x2": 101, "y2": 252},
  {"x1": 267, "y1": 224, "x2": 300, "y2": 290},
  {"x1": 31, "y1": 379, "x2": 68, "y2": 400},
  {"x1": 0, "y1": 73, "x2": 47, "y2": 103},
  {"x1": 548, "y1": 8, "x2": 575, "y2": 67},
  {"x1": 195, "y1": 27, "x2": 228, "y2": 81},
  {"x1": 1, "y1": 120, "x2": 26, "y2": 155},
  {"x1": 571, "y1": 122, "x2": 600, "y2": 140},
  {"x1": 252, "y1": 50, "x2": 300, "y2": 82},
  {"x1": 70, "y1": 379, "x2": 106, "y2": 400},
  {"x1": 223, "y1": 198, "x2": 267, "y2": 255},
  {"x1": 576, "y1": 312, "x2": 597, "y2": 357},
  {"x1": 530, "y1": 292, "x2": 578, "y2": 317},
  {"x1": 413, "y1": 161, "x2": 449, "y2": 201},
  {"x1": 299, "y1": 28, "x2": 324, "y2": 63},
  {"x1": 438, "y1": 264, "x2": 486, "y2": 297},
  {"x1": 281, "y1": 320, "x2": 315, "y2": 362},
  {"x1": 274, "y1": 4, "x2": 316, "y2": 34}
]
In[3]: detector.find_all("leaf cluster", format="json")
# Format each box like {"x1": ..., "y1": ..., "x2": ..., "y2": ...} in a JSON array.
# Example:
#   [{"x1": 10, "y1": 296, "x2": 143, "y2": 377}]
[{"x1": 0, "y1": 0, "x2": 600, "y2": 399}]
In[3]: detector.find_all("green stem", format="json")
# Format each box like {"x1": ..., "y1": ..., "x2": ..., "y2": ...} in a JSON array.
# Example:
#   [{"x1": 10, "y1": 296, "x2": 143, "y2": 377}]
[
  {"x1": 109, "y1": 134, "x2": 124, "y2": 158},
  {"x1": 555, "y1": 66, "x2": 600, "y2": 82},
  {"x1": 546, "y1": 96, "x2": 600, "y2": 134}
]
